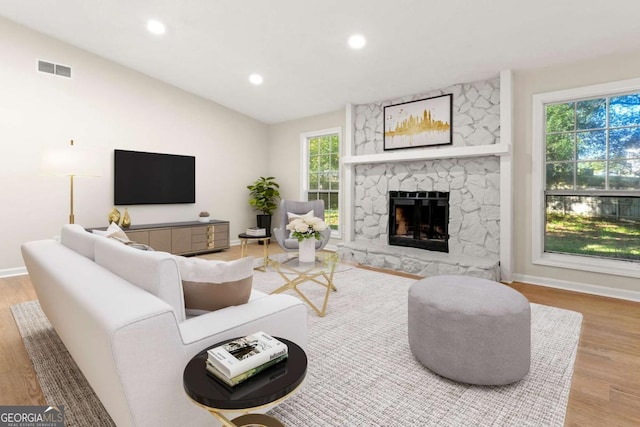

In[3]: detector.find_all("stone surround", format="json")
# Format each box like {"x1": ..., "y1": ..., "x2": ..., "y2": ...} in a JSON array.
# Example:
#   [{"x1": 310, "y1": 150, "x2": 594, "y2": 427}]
[
  {"x1": 354, "y1": 78, "x2": 500, "y2": 154},
  {"x1": 338, "y1": 240, "x2": 500, "y2": 280},
  {"x1": 340, "y1": 77, "x2": 502, "y2": 280},
  {"x1": 352, "y1": 157, "x2": 500, "y2": 258}
]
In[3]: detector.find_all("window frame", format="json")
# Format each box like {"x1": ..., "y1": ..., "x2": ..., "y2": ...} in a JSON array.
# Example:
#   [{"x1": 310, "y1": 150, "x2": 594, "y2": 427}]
[
  {"x1": 532, "y1": 78, "x2": 640, "y2": 279},
  {"x1": 300, "y1": 127, "x2": 342, "y2": 239}
]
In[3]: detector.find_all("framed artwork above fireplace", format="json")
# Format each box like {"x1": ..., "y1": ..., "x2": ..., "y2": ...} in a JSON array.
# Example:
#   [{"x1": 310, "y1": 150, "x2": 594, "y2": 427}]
[{"x1": 383, "y1": 94, "x2": 453, "y2": 151}]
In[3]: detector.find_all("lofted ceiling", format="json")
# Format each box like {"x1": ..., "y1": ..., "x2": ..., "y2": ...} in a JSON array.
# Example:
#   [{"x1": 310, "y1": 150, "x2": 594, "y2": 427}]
[{"x1": 1, "y1": 0, "x2": 640, "y2": 124}]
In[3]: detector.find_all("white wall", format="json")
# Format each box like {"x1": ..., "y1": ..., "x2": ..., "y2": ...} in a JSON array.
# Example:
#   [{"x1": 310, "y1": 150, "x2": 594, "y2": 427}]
[
  {"x1": 0, "y1": 16, "x2": 269, "y2": 272},
  {"x1": 513, "y1": 48, "x2": 640, "y2": 295},
  {"x1": 267, "y1": 109, "x2": 345, "y2": 234}
]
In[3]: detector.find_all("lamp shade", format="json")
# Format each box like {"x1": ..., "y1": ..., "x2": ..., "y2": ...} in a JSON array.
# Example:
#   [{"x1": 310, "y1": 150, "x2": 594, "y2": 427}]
[{"x1": 41, "y1": 142, "x2": 101, "y2": 177}]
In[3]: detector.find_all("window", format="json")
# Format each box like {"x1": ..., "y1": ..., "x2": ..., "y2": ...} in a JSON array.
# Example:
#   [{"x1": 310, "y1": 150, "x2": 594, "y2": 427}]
[
  {"x1": 545, "y1": 95, "x2": 640, "y2": 192},
  {"x1": 532, "y1": 79, "x2": 640, "y2": 277},
  {"x1": 301, "y1": 128, "x2": 341, "y2": 236}
]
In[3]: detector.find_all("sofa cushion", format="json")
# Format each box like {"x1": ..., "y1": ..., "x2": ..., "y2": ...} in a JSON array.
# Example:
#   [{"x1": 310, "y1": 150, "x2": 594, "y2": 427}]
[
  {"x1": 60, "y1": 224, "x2": 102, "y2": 261},
  {"x1": 174, "y1": 256, "x2": 253, "y2": 315},
  {"x1": 94, "y1": 237, "x2": 186, "y2": 321}
]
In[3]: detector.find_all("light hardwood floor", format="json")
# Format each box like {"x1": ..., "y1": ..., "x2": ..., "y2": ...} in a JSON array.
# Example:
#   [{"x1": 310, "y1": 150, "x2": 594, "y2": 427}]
[{"x1": 1, "y1": 243, "x2": 639, "y2": 426}]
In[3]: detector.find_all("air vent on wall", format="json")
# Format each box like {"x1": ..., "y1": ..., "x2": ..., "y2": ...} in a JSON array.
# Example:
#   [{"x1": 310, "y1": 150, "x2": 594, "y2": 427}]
[
  {"x1": 55, "y1": 64, "x2": 71, "y2": 77},
  {"x1": 38, "y1": 60, "x2": 72, "y2": 78}
]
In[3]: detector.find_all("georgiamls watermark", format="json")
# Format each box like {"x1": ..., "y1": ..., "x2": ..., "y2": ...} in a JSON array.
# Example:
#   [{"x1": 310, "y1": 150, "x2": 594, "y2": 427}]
[{"x1": 0, "y1": 406, "x2": 64, "y2": 427}]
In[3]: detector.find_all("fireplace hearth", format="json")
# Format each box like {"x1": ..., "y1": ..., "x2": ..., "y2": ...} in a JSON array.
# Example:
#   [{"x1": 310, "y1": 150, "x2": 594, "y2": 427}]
[{"x1": 388, "y1": 191, "x2": 449, "y2": 252}]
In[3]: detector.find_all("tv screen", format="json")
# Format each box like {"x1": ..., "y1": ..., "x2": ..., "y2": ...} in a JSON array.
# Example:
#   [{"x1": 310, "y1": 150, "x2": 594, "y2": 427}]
[{"x1": 114, "y1": 149, "x2": 195, "y2": 205}]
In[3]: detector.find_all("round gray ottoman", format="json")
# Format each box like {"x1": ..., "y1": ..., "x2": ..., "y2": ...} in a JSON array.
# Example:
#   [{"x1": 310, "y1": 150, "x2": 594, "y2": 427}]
[{"x1": 408, "y1": 275, "x2": 531, "y2": 385}]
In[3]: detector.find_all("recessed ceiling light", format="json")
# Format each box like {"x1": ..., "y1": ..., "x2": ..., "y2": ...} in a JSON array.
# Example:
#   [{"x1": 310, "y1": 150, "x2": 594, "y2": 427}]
[
  {"x1": 348, "y1": 34, "x2": 366, "y2": 49},
  {"x1": 249, "y1": 73, "x2": 264, "y2": 85},
  {"x1": 147, "y1": 20, "x2": 166, "y2": 35}
]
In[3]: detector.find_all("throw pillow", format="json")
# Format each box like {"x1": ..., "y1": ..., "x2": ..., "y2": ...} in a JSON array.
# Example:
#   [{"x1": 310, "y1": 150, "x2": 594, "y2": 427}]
[
  {"x1": 287, "y1": 210, "x2": 314, "y2": 223},
  {"x1": 92, "y1": 222, "x2": 130, "y2": 242},
  {"x1": 93, "y1": 223, "x2": 154, "y2": 250},
  {"x1": 174, "y1": 256, "x2": 253, "y2": 315}
]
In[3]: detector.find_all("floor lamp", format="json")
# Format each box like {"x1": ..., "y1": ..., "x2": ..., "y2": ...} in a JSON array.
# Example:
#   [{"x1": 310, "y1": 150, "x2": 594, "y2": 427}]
[{"x1": 42, "y1": 140, "x2": 101, "y2": 224}]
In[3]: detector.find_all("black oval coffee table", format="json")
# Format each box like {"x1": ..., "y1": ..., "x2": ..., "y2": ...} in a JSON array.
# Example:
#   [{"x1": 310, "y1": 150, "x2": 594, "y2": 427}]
[{"x1": 183, "y1": 337, "x2": 307, "y2": 427}]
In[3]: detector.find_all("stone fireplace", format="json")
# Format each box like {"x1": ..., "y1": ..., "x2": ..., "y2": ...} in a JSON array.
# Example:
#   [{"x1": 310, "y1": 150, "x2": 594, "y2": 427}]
[
  {"x1": 338, "y1": 76, "x2": 505, "y2": 281},
  {"x1": 388, "y1": 191, "x2": 449, "y2": 252}
]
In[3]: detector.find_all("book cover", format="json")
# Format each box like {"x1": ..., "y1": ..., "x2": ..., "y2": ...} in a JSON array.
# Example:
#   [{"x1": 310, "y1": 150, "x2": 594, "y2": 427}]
[
  {"x1": 207, "y1": 331, "x2": 288, "y2": 379},
  {"x1": 205, "y1": 353, "x2": 288, "y2": 387},
  {"x1": 246, "y1": 227, "x2": 266, "y2": 236},
  {"x1": 209, "y1": 361, "x2": 289, "y2": 398}
]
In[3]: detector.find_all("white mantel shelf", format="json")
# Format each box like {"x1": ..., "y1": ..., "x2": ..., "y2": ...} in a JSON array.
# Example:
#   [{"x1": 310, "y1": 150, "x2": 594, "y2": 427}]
[{"x1": 342, "y1": 143, "x2": 510, "y2": 165}]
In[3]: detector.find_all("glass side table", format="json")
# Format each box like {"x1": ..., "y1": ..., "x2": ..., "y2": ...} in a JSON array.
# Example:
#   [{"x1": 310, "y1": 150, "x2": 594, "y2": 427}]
[{"x1": 266, "y1": 252, "x2": 355, "y2": 317}]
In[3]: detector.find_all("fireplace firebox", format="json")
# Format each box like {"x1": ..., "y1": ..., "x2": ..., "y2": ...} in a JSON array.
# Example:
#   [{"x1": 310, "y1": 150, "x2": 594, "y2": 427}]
[{"x1": 388, "y1": 191, "x2": 449, "y2": 252}]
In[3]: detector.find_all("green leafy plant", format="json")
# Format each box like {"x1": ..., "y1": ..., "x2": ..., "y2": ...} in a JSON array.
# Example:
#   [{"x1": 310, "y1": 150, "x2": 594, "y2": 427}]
[{"x1": 247, "y1": 176, "x2": 281, "y2": 216}]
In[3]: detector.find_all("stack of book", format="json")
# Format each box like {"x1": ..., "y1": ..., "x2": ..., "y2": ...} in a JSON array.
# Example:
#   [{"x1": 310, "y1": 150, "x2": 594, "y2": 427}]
[
  {"x1": 206, "y1": 331, "x2": 288, "y2": 387},
  {"x1": 245, "y1": 227, "x2": 266, "y2": 236}
]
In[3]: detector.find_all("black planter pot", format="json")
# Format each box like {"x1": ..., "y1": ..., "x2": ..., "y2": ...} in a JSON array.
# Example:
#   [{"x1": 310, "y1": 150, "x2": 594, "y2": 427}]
[{"x1": 256, "y1": 214, "x2": 272, "y2": 237}]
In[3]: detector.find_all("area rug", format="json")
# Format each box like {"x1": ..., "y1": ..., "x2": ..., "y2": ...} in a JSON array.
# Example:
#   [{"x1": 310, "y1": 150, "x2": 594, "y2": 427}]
[
  {"x1": 252, "y1": 268, "x2": 583, "y2": 426},
  {"x1": 10, "y1": 301, "x2": 115, "y2": 427},
  {"x1": 12, "y1": 267, "x2": 583, "y2": 426}
]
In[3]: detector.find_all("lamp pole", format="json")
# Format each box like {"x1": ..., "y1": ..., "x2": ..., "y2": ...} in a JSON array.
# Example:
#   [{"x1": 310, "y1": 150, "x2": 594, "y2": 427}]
[
  {"x1": 42, "y1": 139, "x2": 99, "y2": 225},
  {"x1": 69, "y1": 139, "x2": 75, "y2": 224}
]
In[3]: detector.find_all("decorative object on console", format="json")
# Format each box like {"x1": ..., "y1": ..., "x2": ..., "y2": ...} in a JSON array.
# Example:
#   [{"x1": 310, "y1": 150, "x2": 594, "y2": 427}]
[
  {"x1": 108, "y1": 207, "x2": 121, "y2": 224},
  {"x1": 41, "y1": 139, "x2": 101, "y2": 224},
  {"x1": 121, "y1": 208, "x2": 131, "y2": 228},
  {"x1": 383, "y1": 93, "x2": 453, "y2": 150},
  {"x1": 286, "y1": 213, "x2": 327, "y2": 262},
  {"x1": 247, "y1": 176, "x2": 280, "y2": 235},
  {"x1": 199, "y1": 211, "x2": 211, "y2": 223}
]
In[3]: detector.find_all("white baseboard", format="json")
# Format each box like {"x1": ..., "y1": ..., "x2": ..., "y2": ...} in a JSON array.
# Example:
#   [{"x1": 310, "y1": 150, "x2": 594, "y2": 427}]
[
  {"x1": 513, "y1": 273, "x2": 640, "y2": 303},
  {"x1": 0, "y1": 267, "x2": 27, "y2": 278}
]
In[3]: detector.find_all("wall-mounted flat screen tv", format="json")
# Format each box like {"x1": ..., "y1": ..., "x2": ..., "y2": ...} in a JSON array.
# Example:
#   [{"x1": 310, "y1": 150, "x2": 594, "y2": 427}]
[{"x1": 114, "y1": 149, "x2": 195, "y2": 205}]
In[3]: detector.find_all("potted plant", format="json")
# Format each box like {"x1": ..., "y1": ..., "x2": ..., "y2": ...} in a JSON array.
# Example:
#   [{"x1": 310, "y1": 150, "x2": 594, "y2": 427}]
[
  {"x1": 247, "y1": 176, "x2": 280, "y2": 235},
  {"x1": 198, "y1": 211, "x2": 210, "y2": 223},
  {"x1": 286, "y1": 214, "x2": 328, "y2": 262}
]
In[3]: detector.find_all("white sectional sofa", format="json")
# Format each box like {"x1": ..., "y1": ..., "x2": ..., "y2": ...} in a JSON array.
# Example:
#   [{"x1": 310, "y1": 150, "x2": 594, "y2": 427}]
[{"x1": 21, "y1": 224, "x2": 307, "y2": 427}]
